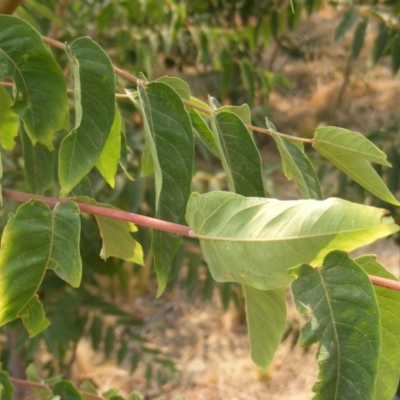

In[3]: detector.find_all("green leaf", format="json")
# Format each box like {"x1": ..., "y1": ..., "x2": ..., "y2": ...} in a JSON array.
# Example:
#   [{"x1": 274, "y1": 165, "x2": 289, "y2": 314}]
[
  {"x1": 140, "y1": 143, "x2": 154, "y2": 177},
  {"x1": 352, "y1": 19, "x2": 368, "y2": 59},
  {"x1": 95, "y1": 216, "x2": 144, "y2": 265},
  {"x1": 244, "y1": 286, "x2": 286, "y2": 370},
  {"x1": 90, "y1": 315, "x2": 102, "y2": 351},
  {"x1": 0, "y1": 371, "x2": 13, "y2": 400},
  {"x1": 137, "y1": 81, "x2": 194, "y2": 296},
  {"x1": 272, "y1": 132, "x2": 322, "y2": 199},
  {"x1": 0, "y1": 200, "x2": 82, "y2": 328},
  {"x1": 186, "y1": 191, "x2": 399, "y2": 290},
  {"x1": 95, "y1": 108, "x2": 122, "y2": 188},
  {"x1": 313, "y1": 126, "x2": 399, "y2": 205},
  {"x1": 239, "y1": 59, "x2": 255, "y2": 105},
  {"x1": 217, "y1": 47, "x2": 234, "y2": 101},
  {"x1": 117, "y1": 340, "x2": 128, "y2": 365},
  {"x1": 0, "y1": 15, "x2": 67, "y2": 149},
  {"x1": 314, "y1": 126, "x2": 390, "y2": 165},
  {"x1": 80, "y1": 380, "x2": 98, "y2": 400},
  {"x1": 21, "y1": 128, "x2": 54, "y2": 195},
  {"x1": 45, "y1": 202, "x2": 82, "y2": 287},
  {"x1": 0, "y1": 86, "x2": 18, "y2": 150},
  {"x1": 127, "y1": 391, "x2": 144, "y2": 400},
  {"x1": 334, "y1": 11, "x2": 358, "y2": 42},
  {"x1": 104, "y1": 325, "x2": 115, "y2": 359},
  {"x1": 59, "y1": 37, "x2": 115, "y2": 197},
  {"x1": 391, "y1": 32, "x2": 400, "y2": 74},
  {"x1": 355, "y1": 255, "x2": 400, "y2": 400},
  {"x1": 156, "y1": 76, "x2": 191, "y2": 101},
  {"x1": 19, "y1": 295, "x2": 50, "y2": 337},
  {"x1": 290, "y1": 251, "x2": 380, "y2": 400},
  {"x1": 372, "y1": 23, "x2": 390, "y2": 64},
  {"x1": 218, "y1": 104, "x2": 252, "y2": 126},
  {"x1": 53, "y1": 380, "x2": 83, "y2": 400},
  {"x1": 189, "y1": 108, "x2": 218, "y2": 155},
  {"x1": 211, "y1": 110, "x2": 265, "y2": 197}
]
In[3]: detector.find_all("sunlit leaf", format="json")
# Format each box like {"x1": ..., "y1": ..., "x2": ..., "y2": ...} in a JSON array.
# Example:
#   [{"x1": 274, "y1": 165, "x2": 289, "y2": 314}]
[
  {"x1": 95, "y1": 108, "x2": 122, "y2": 188},
  {"x1": 137, "y1": 81, "x2": 194, "y2": 296},
  {"x1": 0, "y1": 86, "x2": 18, "y2": 150},
  {"x1": 244, "y1": 286, "x2": 286, "y2": 369},
  {"x1": 0, "y1": 15, "x2": 67, "y2": 148},
  {"x1": 290, "y1": 251, "x2": 380, "y2": 400},
  {"x1": 95, "y1": 216, "x2": 144, "y2": 265},
  {"x1": 355, "y1": 255, "x2": 400, "y2": 400},
  {"x1": 59, "y1": 37, "x2": 115, "y2": 197},
  {"x1": 186, "y1": 191, "x2": 399, "y2": 290},
  {"x1": 313, "y1": 126, "x2": 399, "y2": 205}
]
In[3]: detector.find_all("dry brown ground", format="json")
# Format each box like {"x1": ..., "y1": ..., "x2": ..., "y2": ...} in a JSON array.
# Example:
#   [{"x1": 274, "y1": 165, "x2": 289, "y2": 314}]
[{"x1": 70, "y1": 6, "x2": 400, "y2": 400}]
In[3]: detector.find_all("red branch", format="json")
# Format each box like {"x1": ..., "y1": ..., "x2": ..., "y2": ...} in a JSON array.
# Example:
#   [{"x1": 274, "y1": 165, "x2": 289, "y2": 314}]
[
  {"x1": 3, "y1": 189, "x2": 400, "y2": 292},
  {"x1": 2, "y1": 189, "x2": 192, "y2": 237}
]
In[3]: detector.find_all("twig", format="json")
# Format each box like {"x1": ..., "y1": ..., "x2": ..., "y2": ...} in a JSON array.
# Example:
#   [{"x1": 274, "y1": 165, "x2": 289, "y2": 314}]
[
  {"x1": 40, "y1": 36, "x2": 315, "y2": 144},
  {"x1": 369, "y1": 274, "x2": 400, "y2": 291},
  {"x1": 3, "y1": 188, "x2": 400, "y2": 292},
  {"x1": 2, "y1": 189, "x2": 193, "y2": 237}
]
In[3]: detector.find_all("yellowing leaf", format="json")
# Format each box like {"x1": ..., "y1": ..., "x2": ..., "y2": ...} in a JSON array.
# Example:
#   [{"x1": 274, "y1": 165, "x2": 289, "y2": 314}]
[{"x1": 186, "y1": 191, "x2": 399, "y2": 290}]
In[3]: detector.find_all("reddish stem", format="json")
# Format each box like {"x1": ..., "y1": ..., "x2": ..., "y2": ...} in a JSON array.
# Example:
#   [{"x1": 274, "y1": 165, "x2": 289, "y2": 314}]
[
  {"x1": 3, "y1": 189, "x2": 400, "y2": 292},
  {"x1": 369, "y1": 274, "x2": 400, "y2": 291},
  {"x1": 2, "y1": 189, "x2": 192, "y2": 237}
]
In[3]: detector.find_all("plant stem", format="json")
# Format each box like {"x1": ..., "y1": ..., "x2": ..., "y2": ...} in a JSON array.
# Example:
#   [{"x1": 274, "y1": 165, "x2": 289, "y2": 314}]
[
  {"x1": 40, "y1": 36, "x2": 315, "y2": 145},
  {"x1": 2, "y1": 189, "x2": 193, "y2": 237},
  {"x1": 3, "y1": 188, "x2": 400, "y2": 292}
]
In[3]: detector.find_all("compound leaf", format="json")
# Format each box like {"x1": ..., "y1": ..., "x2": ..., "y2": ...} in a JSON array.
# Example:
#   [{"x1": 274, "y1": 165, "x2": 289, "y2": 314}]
[
  {"x1": 0, "y1": 15, "x2": 67, "y2": 148},
  {"x1": 59, "y1": 37, "x2": 115, "y2": 197},
  {"x1": 290, "y1": 251, "x2": 380, "y2": 400},
  {"x1": 186, "y1": 191, "x2": 399, "y2": 290}
]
